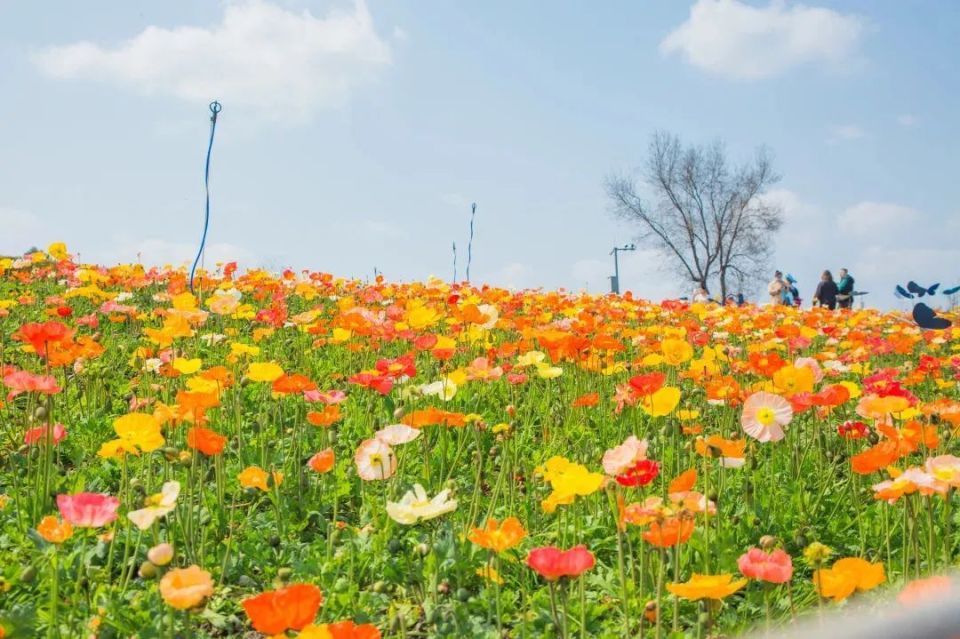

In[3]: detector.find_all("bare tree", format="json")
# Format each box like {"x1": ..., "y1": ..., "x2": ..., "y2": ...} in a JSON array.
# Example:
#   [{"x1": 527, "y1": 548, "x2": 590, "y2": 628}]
[{"x1": 606, "y1": 131, "x2": 783, "y2": 299}]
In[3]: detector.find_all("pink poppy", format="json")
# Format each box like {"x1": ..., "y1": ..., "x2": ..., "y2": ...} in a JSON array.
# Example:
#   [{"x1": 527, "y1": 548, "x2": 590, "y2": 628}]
[
  {"x1": 602, "y1": 435, "x2": 649, "y2": 476},
  {"x1": 56, "y1": 492, "x2": 120, "y2": 528},
  {"x1": 737, "y1": 547, "x2": 793, "y2": 584},
  {"x1": 526, "y1": 545, "x2": 595, "y2": 581},
  {"x1": 741, "y1": 392, "x2": 793, "y2": 442},
  {"x1": 3, "y1": 370, "x2": 61, "y2": 400},
  {"x1": 24, "y1": 423, "x2": 67, "y2": 446},
  {"x1": 304, "y1": 389, "x2": 348, "y2": 404},
  {"x1": 354, "y1": 438, "x2": 397, "y2": 481}
]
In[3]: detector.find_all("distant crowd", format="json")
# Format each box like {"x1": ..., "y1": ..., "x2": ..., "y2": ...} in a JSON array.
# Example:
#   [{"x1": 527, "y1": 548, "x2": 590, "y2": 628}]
[
  {"x1": 767, "y1": 269, "x2": 855, "y2": 310},
  {"x1": 686, "y1": 269, "x2": 855, "y2": 308}
]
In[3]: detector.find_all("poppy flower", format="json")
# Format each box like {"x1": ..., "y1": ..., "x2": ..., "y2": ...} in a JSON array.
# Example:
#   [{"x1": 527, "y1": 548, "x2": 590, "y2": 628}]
[
  {"x1": 37, "y1": 515, "x2": 73, "y2": 544},
  {"x1": 148, "y1": 542, "x2": 174, "y2": 566},
  {"x1": 572, "y1": 392, "x2": 599, "y2": 407},
  {"x1": 127, "y1": 481, "x2": 180, "y2": 530},
  {"x1": 837, "y1": 420, "x2": 869, "y2": 439},
  {"x1": 308, "y1": 448, "x2": 336, "y2": 473},
  {"x1": 374, "y1": 423, "x2": 420, "y2": 445},
  {"x1": 24, "y1": 423, "x2": 67, "y2": 446},
  {"x1": 468, "y1": 517, "x2": 527, "y2": 553},
  {"x1": 737, "y1": 547, "x2": 793, "y2": 584},
  {"x1": 741, "y1": 392, "x2": 793, "y2": 442},
  {"x1": 386, "y1": 484, "x2": 457, "y2": 524},
  {"x1": 57, "y1": 492, "x2": 120, "y2": 528},
  {"x1": 273, "y1": 373, "x2": 317, "y2": 394},
  {"x1": 526, "y1": 545, "x2": 595, "y2": 581},
  {"x1": 187, "y1": 426, "x2": 227, "y2": 456},
  {"x1": 628, "y1": 372, "x2": 666, "y2": 397},
  {"x1": 642, "y1": 517, "x2": 694, "y2": 547},
  {"x1": 112, "y1": 412, "x2": 164, "y2": 453},
  {"x1": 661, "y1": 338, "x2": 693, "y2": 366},
  {"x1": 639, "y1": 386, "x2": 681, "y2": 417},
  {"x1": 616, "y1": 459, "x2": 660, "y2": 487},
  {"x1": 3, "y1": 370, "x2": 61, "y2": 400},
  {"x1": 668, "y1": 469, "x2": 697, "y2": 494},
  {"x1": 667, "y1": 574, "x2": 747, "y2": 600},
  {"x1": 354, "y1": 438, "x2": 397, "y2": 481},
  {"x1": 238, "y1": 466, "x2": 283, "y2": 491},
  {"x1": 242, "y1": 583, "x2": 323, "y2": 635},
  {"x1": 602, "y1": 436, "x2": 649, "y2": 476},
  {"x1": 246, "y1": 361, "x2": 285, "y2": 383},
  {"x1": 15, "y1": 320, "x2": 71, "y2": 354},
  {"x1": 160, "y1": 565, "x2": 214, "y2": 610},
  {"x1": 813, "y1": 557, "x2": 885, "y2": 601},
  {"x1": 307, "y1": 405, "x2": 342, "y2": 427},
  {"x1": 850, "y1": 441, "x2": 900, "y2": 475}
]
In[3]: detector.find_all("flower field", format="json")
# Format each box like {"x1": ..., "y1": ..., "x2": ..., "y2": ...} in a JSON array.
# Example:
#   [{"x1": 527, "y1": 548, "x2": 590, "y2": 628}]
[{"x1": 1, "y1": 246, "x2": 959, "y2": 638}]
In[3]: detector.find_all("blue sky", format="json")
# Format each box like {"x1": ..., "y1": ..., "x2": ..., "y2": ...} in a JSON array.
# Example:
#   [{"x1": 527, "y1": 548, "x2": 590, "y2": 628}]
[{"x1": 1, "y1": 0, "x2": 957, "y2": 306}]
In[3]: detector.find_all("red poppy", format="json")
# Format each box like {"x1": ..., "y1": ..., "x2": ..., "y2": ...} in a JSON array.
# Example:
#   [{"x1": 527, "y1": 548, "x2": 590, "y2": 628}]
[
  {"x1": 242, "y1": 583, "x2": 323, "y2": 635},
  {"x1": 16, "y1": 321, "x2": 72, "y2": 355},
  {"x1": 837, "y1": 420, "x2": 869, "y2": 440},
  {"x1": 628, "y1": 372, "x2": 666, "y2": 397},
  {"x1": 616, "y1": 459, "x2": 660, "y2": 487},
  {"x1": 526, "y1": 545, "x2": 595, "y2": 581}
]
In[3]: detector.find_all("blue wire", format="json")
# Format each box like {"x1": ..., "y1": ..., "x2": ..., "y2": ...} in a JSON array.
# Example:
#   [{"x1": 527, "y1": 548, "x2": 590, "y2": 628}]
[{"x1": 189, "y1": 101, "x2": 222, "y2": 293}]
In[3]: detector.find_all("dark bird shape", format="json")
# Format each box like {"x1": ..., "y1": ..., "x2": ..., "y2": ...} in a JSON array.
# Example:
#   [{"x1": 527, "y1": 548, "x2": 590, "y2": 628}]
[
  {"x1": 895, "y1": 285, "x2": 914, "y2": 299},
  {"x1": 912, "y1": 303, "x2": 952, "y2": 330},
  {"x1": 943, "y1": 285, "x2": 960, "y2": 296},
  {"x1": 907, "y1": 281, "x2": 939, "y2": 297}
]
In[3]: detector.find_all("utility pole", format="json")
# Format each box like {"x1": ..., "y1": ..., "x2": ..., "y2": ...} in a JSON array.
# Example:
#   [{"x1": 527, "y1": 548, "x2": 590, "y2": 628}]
[{"x1": 609, "y1": 244, "x2": 636, "y2": 294}]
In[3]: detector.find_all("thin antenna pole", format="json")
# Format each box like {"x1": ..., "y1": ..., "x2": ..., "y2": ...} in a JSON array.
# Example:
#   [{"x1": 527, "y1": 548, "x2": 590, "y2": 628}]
[
  {"x1": 452, "y1": 242, "x2": 457, "y2": 282},
  {"x1": 190, "y1": 100, "x2": 222, "y2": 295},
  {"x1": 466, "y1": 202, "x2": 477, "y2": 283}
]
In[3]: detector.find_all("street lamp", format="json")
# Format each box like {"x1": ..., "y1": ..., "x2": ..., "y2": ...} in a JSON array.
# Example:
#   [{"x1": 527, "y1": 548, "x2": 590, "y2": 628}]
[{"x1": 609, "y1": 243, "x2": 636, "y2": 294}]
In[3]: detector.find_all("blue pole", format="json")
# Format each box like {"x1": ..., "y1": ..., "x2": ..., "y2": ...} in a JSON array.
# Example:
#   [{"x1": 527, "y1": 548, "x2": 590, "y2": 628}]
[{"x1": 189, "y1": 101, "x2": 222, "y2": 293}]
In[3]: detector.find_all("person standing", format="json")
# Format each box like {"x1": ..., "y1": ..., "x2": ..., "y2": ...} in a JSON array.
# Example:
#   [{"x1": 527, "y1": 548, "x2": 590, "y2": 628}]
[
  {"x1": 836, "y1": 268, "x2": 855, "y2": 309},
  {"x1": 813, "y1": 270, "x2": 839, "y2": 310},
  {"x1": 767, "y1": 271, "x2": 786, "y2": 305}
]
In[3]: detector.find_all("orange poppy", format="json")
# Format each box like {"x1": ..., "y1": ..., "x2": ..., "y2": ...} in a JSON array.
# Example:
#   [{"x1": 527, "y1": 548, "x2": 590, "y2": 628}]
[
  {"x1": 308, "y1": 448, "x2": 335, "y2": 473},
  {"x1": 186, "y1": 426, "x2": 227, "y2": 456},
  {"x1": 642, "y1": 517, "x2": 694, "y2": 547},
  {"x1": 242, "y1": 583, "x2": 323, "y2": 635},
  {"x1": 572, "y1": 392, "x2": 600, "y2": 408},
  {"x1": 468, "y1": 517, "x2": 527, "y2": 553},
  {"x1": 307, "y1": 405, "x2": 342, "y2": 428},
  {"x1": 850, "y1": 441, "x2": 900, "y2": 475}
]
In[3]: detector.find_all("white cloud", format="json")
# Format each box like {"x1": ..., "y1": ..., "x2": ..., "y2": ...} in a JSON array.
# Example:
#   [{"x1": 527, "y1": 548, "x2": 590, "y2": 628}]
[
  {"x1": 828, "y1": 124, "x2": 865, "y2": 143},
  {"x1": 661, "y1": 0, "x2": 864, "y2": 80},
  {"x1": 33, "y1": 0, "x2": 392, "y2": 120},
  {"x1": 838, "y1": 201, "x2": 920, "y2": 238},
  {"x1": 897, "y1": 114, "x2": 919, "y2": 127}
]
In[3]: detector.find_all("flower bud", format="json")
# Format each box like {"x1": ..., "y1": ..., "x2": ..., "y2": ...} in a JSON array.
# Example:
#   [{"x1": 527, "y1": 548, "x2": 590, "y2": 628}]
[{"x1": 147, "y1": 542, "x2": 174, "y2": 566}]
